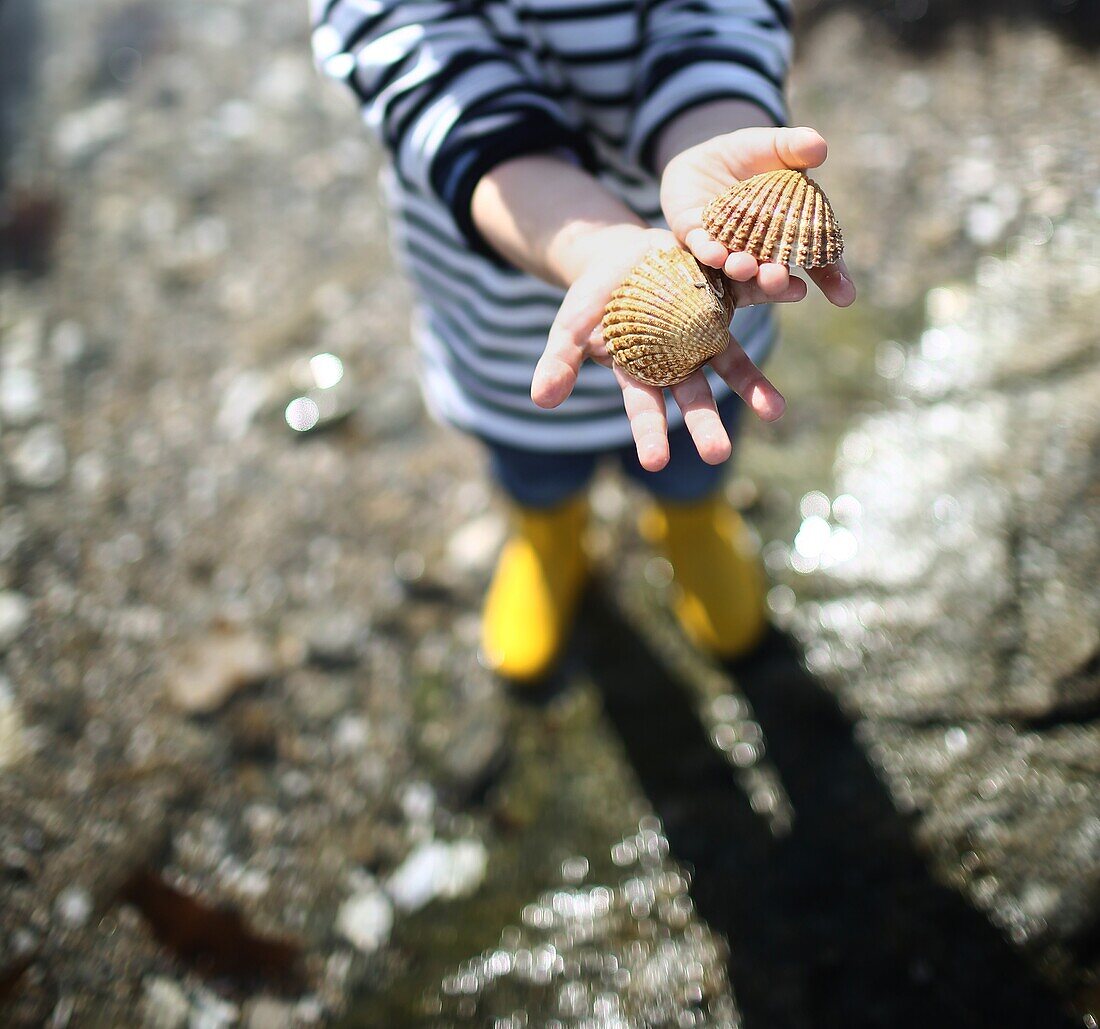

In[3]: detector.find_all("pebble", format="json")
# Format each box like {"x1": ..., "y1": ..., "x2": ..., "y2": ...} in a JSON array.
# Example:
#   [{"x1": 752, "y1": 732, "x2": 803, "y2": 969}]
[
  {"x1": 189, "y1": 989, "x2": 239, "y2": 1029},
  {"x1": 49, "y1": 320, "x2": 87, "y2": 366},
  {"x1": 53, "y1": 97, "x2": 128, "y2": 165},
  {"x1": 216, "y1": 370, "x2": 270, "y2": 441},
  {"x1": 298, "y1": 610, "x2": 365, "y2": 668},
  {"x1": 242, "y1": 997, "x2": 296, "y2": 1029},
  {"x1": 0, "y1": 675, "x2": 26, "y2": 769},
  {"x1": 336, "y1": 881, "x2": 394, "y2": 953},
  {"x1": 166, "y1": 625, "x2": 277, "y2": 714},
  {"x1": 9, "y1": 423, "x2": 67, "y2": 488},
  {"x1": 142, "y1": 977, "x2": 191, "y2": 1029},
  {"x1": 0, "y1": 367, "x2": 43, "y2": 425},
  {"x1": 445, "y1": 513, "x2": 506, "y2": 575},
  {"x1": 0, "y1": 591, "x2": 30, "y2": 650},
  {"x1": 386, "y1": 838, "x2": 489, "y2": 913},
  {"x1": 55, "y1": 885, "x2": 93, "y2": 928}
]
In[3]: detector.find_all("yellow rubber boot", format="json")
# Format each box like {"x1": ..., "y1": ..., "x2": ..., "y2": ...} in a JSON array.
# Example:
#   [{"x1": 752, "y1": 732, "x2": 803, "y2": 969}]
[
  {"x1": 642, "y1": 495, "x2": 768, "y2": 659},
  {"x1": 480, "y1": 496, "x2": 588, "y2": 682}
]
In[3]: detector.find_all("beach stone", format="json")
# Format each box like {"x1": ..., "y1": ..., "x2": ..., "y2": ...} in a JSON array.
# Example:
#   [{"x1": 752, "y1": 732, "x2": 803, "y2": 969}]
[
  {"x1": 189, "y1": 989, "x2": 239, "y2": 1029},
  {"x1": 0, "y1": 674, "x2": 26, "y2": 769},
  {"x1": 335, "y1": 881, "x2": 394, "y2": 954},
  {"x1": 166, "y1": 625, "x2": 277, "y2": 714},
  {"x1": 141, "y1": 977, "x2": 190, "y2": 1029},
  {"x1": 0, "y1": 590, "x2": 29, "y2": 650},
  {"x1": 55, "y1": 885, "x2": 93, "y2": 928},
  {"x1": 242, "y1": 996, "x2": 296, "y2": 1029},
  {"x1": 445, "y1": 513, "x2": 505, "y2": 576},
  {"x1": 385, "y1": 838, "x2": 488, "y2": 913},
  {"x1": 9, "y1": 423, "x2": 66, "y2": 488},
  {"x1": 0, "y1": 366, "x2": 43, "y2": 425}
]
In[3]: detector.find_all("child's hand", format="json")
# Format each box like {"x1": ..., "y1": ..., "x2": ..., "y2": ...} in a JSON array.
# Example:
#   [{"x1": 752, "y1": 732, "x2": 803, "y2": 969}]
[
  {"x1": 660, "y1": 126, "x2": 856, "y2": 307},
  {"x1": 532, "y1": 225, "x2": 796, "y2": 473}
]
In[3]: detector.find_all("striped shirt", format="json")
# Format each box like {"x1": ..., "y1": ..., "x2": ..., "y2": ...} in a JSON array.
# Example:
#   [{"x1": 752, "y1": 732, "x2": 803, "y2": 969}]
[{"x1": 310, "y1": 0, "x2": 792, "y2": 451}]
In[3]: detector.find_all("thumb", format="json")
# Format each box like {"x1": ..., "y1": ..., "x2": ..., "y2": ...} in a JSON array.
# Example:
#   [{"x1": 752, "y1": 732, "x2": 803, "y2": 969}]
[{"x1": 722, "y1": 125, "x2": 828, "y2": 179}]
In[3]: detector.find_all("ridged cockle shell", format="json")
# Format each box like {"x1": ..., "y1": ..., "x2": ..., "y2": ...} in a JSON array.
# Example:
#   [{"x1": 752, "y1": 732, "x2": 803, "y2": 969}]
[
  {"x1": 702, "y1": 169, "x2": 844, "y2": 269},
  {"x1": 602, "y1": 248, "x2": 734, "y2": 388}
]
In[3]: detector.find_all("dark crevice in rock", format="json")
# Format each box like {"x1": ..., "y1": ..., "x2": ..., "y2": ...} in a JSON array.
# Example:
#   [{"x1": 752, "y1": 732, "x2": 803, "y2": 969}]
[
  {"x1": 581, "y1": 586, "x2": 1078, "y2": 1028},
  {"x1": 1014, "y1": 655, "x2": 1100, "y2": 731},
  {"x1": 991, "y1": 499, "x2": 1028, "y2": 702}
]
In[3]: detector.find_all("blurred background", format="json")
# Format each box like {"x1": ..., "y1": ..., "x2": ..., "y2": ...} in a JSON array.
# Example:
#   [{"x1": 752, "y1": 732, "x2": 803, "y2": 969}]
[{"x1": 1, "y1": 0, "x2": 1099, "y2": 1025}]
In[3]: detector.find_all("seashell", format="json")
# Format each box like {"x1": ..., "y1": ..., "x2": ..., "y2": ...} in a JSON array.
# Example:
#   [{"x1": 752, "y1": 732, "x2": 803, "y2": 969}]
[
  {"x1": 702, "y1": 169, "x2": 844, "y2": 269},
  {"x1": 602, "y1": 247, "x2": 734, "y2": 388}
]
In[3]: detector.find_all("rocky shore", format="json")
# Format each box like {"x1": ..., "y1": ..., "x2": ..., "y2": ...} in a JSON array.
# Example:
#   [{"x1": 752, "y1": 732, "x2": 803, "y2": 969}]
[{"x1": 1, "y1": 0, "x2": 1098, "y2": 1025}]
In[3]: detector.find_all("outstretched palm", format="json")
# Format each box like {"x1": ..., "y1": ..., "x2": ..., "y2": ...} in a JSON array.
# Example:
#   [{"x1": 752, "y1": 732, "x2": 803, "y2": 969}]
[
  {"x1": 661, "y1": 125, "x2": 856, "y2": 305},
  {"x1": 531, "y1": 226, "x2": 799, "y2": 473}
]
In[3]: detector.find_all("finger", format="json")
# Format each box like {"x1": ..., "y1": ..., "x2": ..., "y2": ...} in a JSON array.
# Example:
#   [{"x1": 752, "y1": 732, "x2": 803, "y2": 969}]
[
  {"x1": 531, "y1": 280, "x2": 604, "y2": 408},
  {"x1": 756, "y1": 262, "x2": 791, "y2": 295},
  {"x1": 614, "y1": 366, "x2": 670, "y2": 472},
  {"x1": 724, "y1": 251, "x2": 759, "y2": 281},
  {"x1": 669, "y1": 371, "x2": 731, "y2": 465},
  {"x1": 807, "y1": 256, "x2": 857, "y2": 308},
  {"x1": 731, "y1": 274, "x2": 806, "y2": 308},
  {"x1": 712, "y1": 334, "x2": 786, "y2": 421},
  {"x1": 721, "y1": 125, "x2": 829, "y2": 180},
  {"x1": 685, "y1": 227, "x2": 728, "y2": 269}
]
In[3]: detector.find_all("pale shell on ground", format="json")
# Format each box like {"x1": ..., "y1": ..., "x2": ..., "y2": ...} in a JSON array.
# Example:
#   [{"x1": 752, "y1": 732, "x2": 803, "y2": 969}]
[
  {"x1": 601, "y1": 248, "x2": 734, "y2": 389},
  {"x1": 702, "y1": 169, "x2": 844, "y2": 269}
]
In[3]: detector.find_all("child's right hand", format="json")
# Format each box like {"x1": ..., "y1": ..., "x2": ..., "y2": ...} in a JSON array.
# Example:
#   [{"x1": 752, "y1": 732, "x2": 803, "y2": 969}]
[
  {"x1": 660, "y1": 125, "x2": 856, "y2": 308},
  {"x1": 531, "y1": 224, "x2": 800, "y2": 473}
]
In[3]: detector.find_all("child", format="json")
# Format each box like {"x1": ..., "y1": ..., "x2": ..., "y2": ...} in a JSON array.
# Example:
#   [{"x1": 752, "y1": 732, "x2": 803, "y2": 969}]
[{"x1": 310, "y1": 0, "x2": 855, "y2": 681}]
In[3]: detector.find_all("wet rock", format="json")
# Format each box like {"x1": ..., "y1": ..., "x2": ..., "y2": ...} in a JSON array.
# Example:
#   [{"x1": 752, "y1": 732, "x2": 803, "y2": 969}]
[
  {"x1": 141, "y1": 976, "x2": 190, "y2": 1029},
  {"x1": 165, "y1": 625, "x2": 277, "y2": 714},
  {"x1": 788, "y1": 218, "x2": 1100, "y2": 720},
  {"x1": 438, "y1": 824, "x2": 737, "y2": 1025},
  {"x1": 0, "y1": 591, "x2": 29, "y2": 650},
  {"x1": 9, "y1": 423, "x2": 67, "y2": 488},
  {"x1": 335, "y1": 879, "x2": 394, "y2": 954},
  {"x1": 385, "y1": 838, "x2": 488, "y2": 913},
  {"x1": 867, "y1": 721, "x2": 1100, "y2": 948},
  {"x1": 780, "y1": 207, "x2": 1100, "y2": 952}
]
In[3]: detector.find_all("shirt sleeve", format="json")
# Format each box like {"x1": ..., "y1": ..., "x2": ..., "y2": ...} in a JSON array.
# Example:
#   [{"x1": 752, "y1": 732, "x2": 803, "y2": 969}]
[
  {"x1": 310, "y1": 0, "x2": 595, "y2": 255},
  {"x1": 625, "y1": 0, "x2": 793, "y2": 174}
]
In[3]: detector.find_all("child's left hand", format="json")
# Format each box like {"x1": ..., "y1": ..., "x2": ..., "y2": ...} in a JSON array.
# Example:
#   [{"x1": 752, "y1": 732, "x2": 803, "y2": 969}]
[{"x1": 660, "y1": 125, "x2": 857, "y2": 307}]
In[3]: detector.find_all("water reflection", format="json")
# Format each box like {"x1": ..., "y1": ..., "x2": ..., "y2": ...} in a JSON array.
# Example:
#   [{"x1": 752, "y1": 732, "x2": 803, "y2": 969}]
[{"x1": 438, "y1": 822, "x2": 737, "y2": 1027}]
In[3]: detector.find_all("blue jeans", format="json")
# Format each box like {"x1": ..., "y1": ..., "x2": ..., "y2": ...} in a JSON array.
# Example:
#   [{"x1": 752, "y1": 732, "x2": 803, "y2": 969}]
[{"x1": 485, "y1": 394, "x2": 743, "y2": 507}]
